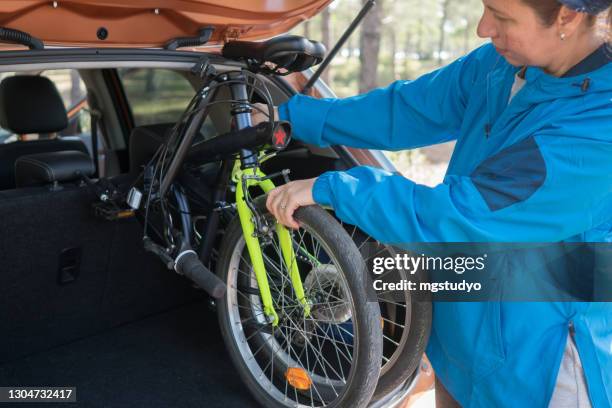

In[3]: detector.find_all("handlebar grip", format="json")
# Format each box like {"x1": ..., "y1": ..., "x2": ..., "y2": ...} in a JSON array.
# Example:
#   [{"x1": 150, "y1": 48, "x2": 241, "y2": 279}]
[
  {"x1": 175, "y1": 250, "x2": 226, "y2": 299},
  {"x1": 187, "y1": 121, "x2": 291, "y2": 163}
]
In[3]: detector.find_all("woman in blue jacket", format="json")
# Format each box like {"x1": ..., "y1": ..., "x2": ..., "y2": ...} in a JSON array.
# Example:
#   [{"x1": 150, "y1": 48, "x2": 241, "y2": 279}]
[{"x1": 261, "y1": 0, "x2": 612, "y2": 406}]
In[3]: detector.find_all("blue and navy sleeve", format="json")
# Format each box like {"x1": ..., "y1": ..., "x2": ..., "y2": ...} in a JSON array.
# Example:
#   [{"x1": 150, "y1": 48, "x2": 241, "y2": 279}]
[
  {"x1": 278, "y1": 44, "x2": 497, "y2": 151},
  {"x1": 311, "y1": 117, "x2": 612, "y2": 243}
]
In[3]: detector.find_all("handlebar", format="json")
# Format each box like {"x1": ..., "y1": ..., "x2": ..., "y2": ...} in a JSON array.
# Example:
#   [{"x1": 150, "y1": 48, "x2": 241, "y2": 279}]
[{"x1": 187, "y1": 121, "x2": 291, "y2": 164}]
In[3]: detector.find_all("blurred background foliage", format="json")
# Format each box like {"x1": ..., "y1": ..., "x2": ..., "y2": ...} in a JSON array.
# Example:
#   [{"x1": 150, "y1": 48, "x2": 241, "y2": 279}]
[
  {"x1": 290, "y1": 0, "x2": 488, "y2": 185},
  {"x1": 291, "y1": 0, "x2": 486, "y2": 97}
]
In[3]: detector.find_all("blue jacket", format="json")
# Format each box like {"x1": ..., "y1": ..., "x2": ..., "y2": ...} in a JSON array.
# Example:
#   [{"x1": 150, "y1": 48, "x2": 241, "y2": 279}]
[{"x1": 279, "y1": 43, "x2": 612, "y2": 407}]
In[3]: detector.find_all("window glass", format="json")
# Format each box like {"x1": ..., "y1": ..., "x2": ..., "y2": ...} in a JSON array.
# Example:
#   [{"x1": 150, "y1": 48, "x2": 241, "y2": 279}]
[{"x1": 118, "y1": 68, "x2": 195, "y2": 126}]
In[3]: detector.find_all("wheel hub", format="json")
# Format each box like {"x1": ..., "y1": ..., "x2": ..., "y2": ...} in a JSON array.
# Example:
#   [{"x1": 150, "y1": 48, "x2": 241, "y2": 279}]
[{"x1": 304, "y1": 264, "x2": 352, "y2": 324}]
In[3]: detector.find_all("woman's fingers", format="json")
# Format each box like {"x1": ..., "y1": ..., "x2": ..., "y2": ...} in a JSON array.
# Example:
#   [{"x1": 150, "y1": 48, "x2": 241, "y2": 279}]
[
  {"x1": 266, "y1": 187, "x2": 285, "y2": 217},
  {"x1": 250, "y1": 103, "x2": 278, "y2": 126},
  {"x1": 277, "y1": 195, "x2": 300, "y2": 229},
  {"x1": 265, "y1": 187, "x2": 279, "y2": 212},
  {"x1": 250, "y1": 103, "x2": 267, "y2": 125},
  {"x1": 265, "y1": 178, "x2": 317, "y2": 229}
]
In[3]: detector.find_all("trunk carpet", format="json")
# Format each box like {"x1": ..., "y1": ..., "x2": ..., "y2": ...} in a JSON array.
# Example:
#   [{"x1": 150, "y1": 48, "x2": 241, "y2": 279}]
[{"x1": 0, "y1": 302, "x2": 257, "y2": 407}]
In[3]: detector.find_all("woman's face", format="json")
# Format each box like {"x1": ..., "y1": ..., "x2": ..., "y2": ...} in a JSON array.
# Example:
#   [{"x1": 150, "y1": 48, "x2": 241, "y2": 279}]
[{"x1": 477, "y1": 0, "x2": 561, "y2": 67}]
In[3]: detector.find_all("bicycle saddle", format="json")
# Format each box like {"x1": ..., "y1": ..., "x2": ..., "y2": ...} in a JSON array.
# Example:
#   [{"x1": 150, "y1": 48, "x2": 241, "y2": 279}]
[{"x1": 221, "y1": 35, "x2": 326, "y2": 74}]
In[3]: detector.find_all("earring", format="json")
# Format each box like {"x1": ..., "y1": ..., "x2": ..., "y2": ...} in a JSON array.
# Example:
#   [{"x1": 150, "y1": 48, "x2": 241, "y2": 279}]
[{"x1": 560, "y1": 32, "x2": 566, "y2": 41}]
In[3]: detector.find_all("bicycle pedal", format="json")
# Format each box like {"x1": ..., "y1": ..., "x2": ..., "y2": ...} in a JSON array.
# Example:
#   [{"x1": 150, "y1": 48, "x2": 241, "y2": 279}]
[{"x1": 92, "y1": 201, "x2": 136, "y2": 221}]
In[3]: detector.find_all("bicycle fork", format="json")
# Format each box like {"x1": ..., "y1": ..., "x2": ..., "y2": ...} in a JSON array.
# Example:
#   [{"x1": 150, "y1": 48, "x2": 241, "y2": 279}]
[{"x1": 228, "y1": 73, "x2": 310, "y2": 326}]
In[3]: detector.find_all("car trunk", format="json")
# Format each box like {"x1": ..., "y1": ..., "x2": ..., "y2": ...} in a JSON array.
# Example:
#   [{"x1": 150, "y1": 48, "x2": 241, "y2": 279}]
[
  {"x1": 0, "y1": 301, "x2": 255, "y2": 407},
  {"x1": 0, "y1": 0, "x2": 332, "y2": 49},
  {"x1": 0, "y1": 52, "x2": 401, "y2": 406},
  {"x1": 0, "y1": 180, "x2": 257, "y2": 406},
  {"x1": 0, "y1": 129, "x2": 348, "y2": 408}
]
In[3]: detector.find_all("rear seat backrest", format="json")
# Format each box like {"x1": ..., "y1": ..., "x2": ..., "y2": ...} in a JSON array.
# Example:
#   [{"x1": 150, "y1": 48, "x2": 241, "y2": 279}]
[
  {"x1": 0, "y1": 171, "x2": 202, "y2": 363},
  {"x1": 128, "y1": 123, "x2": 173, "y2": 173},
  {"x1": 15, "y1": 150, "x2": 94, "y2": 189},
  {"x1": 0, "y1": 75, "x2": 89, "y2": 190}
]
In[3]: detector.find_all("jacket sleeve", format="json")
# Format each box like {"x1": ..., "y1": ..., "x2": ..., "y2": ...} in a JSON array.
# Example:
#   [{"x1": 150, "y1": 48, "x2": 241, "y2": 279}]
[
  {"x1": 278, "y1": 44, "x2": 497, "y2": 151},
  {"x1": 311, "y1": 130, "x2": 612, "y2": 244}
]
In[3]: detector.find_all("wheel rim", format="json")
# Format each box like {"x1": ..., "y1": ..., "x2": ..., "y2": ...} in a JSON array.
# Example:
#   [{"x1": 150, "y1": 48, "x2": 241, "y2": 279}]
[{"x1": 225, "y1": 223, "x2": 361, "y2": 407}]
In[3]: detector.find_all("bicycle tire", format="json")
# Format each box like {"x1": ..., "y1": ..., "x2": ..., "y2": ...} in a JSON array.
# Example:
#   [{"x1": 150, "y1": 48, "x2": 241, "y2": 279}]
[
  {"x1": 372, "y1": 275, "x2": 431, "y2": 400},
  {"x1": 350, "y1": 235, "x2": 432, "y2": 402},
  {"x1": 216, "y1": 197, "x2": 383, "y2": 408}
]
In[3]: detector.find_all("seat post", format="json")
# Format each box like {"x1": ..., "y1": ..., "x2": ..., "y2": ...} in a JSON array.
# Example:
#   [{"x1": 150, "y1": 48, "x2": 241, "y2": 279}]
[{"x1": 227, "y1": 71, "x2": 257, "y2": 169}]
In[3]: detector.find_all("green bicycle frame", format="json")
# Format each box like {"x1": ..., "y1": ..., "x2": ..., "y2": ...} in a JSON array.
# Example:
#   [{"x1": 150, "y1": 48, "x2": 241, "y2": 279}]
[{"x1": 232, "y1": 160, "x2": 311, "y2": 326}]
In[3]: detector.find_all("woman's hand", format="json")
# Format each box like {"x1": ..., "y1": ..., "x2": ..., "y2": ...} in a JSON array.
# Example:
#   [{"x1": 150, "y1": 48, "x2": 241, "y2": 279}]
[
  {"x1": 266, "y1": 178, "x2": 317, "y2": 229},
  {"x1": 251, "y1": 103, "x2": 279, "y2": 126}
]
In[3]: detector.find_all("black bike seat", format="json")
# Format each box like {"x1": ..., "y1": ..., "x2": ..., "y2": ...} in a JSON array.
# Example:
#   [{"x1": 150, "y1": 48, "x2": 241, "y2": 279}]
[{"x1": 222, "y1": 35, "x2": 326, "y2": 73}]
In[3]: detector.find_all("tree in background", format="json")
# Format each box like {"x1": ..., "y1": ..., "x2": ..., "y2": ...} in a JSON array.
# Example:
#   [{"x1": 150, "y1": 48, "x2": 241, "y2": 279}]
[
  {"x1": 358, "y1": 0, "x2": 383, "y2": 93},
  {"x1": 303, "y1": 20, "x2": 310, "y2": 38},
  {"x1": 321, "y1": 7, "x2": 332, "y2": 84},
  {"x1": 291, "y1": 0, "x2": 485, "y2": 97},
  {"x1": 287, "y1": 0, "x2": 487, "y2": 185},
  {"x1": 437, "y1": 0, "x2": 452, "y2": 65},
  {"x1": 70, "y1": 70, "x2": 82, "y2": 106}
]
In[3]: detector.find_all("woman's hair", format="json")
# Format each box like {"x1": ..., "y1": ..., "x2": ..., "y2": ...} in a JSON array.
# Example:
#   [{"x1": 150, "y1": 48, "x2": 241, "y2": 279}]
[
  {"x1": 521, "y1": 0, "x2": 611, "y2": 42},
  {"x1": 521, "y1": 0, "x2": 565, "y2": 26}
]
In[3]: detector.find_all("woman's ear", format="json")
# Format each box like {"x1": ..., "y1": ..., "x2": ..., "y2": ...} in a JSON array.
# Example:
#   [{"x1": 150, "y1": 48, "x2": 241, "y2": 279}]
[{"x1": 556, "y1": 6, "x2": 585, "y2": 39}]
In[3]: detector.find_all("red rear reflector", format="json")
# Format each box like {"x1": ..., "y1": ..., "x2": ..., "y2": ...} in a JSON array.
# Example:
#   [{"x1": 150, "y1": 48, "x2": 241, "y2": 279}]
[{"x1": 273, "y1": 128, "x2": 286, "y2": 146}]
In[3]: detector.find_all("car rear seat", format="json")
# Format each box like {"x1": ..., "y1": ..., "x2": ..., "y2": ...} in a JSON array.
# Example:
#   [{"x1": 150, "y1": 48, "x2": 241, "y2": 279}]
[
  {"x1": 0, "y1": 150, "x2": 201, "y2": 363},
  {"x1": 0, "y1": 75, "x2": 89, "y2": 190},
  {"x1": 15, "y1": 150, "x2": 94, "y2": 189},
  {"x1": 128, "y1": 123, "x2": 173, "y2": 173}
]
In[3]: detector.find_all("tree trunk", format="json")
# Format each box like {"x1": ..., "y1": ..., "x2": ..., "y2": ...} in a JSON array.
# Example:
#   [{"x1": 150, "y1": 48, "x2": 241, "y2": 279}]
[
  {"x1": 404, "y1": 29, "x2": 412, "y2": 78},
  {"x1": 359, "y1": 0, "x2": 382, "y2": 93},
  {"x1": 145, "y1": 70, "x2": 156, "y2": 93},
  {"x1": 416, "y1": 17, "x2": 423, "y2": 58},
  {"x1": 463, "y1": 16, "x2": 473, "y2": 54},
  {"x1": 348, "y1": 33, "x2": 356, "y2": 59},
  {"x1": 389, "y1": 25, "x2": 397, "y2": 80},
  {"x1": 321, "y1": 7, "x2": 332, "y2": 84},
  {"x1": 303, "y1": 21, "x2": 310, "y2": 39},
  {"x1": 70, "y1": 70, "x2": 81, "y2": 106},
  {"x1": 437, "y1": 0, "x2": 452, "y2": 66}
]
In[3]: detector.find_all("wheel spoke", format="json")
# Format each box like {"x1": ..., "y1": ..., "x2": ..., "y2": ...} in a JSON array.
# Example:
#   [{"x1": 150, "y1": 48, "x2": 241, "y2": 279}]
[{"x1": 223, "y1": 216, "x2": 377, "y2": 407}]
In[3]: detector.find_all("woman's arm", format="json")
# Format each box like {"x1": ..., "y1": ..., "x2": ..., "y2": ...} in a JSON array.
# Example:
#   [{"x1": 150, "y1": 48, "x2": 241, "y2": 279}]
[
  {"x1": 307, "y1": 127, "x2": 612, "y2": 243},
  {"x1": 278, "y1": 44, "x2": 497, "y2": 151}
]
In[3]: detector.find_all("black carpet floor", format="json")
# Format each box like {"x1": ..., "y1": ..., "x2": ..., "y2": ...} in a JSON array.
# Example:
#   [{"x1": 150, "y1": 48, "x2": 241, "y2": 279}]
[{"x1": 0, "y1": 302, "x2": 257, "y2": 407}]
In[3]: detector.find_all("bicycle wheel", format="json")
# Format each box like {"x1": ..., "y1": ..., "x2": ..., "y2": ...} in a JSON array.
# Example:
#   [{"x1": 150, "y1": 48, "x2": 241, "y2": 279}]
[
  {"x1": 216, "y1": 197, "x2": 383, "y2": 408},
  {"x1": 338, "y1": 224, "x2": 431, "y2": 401}
]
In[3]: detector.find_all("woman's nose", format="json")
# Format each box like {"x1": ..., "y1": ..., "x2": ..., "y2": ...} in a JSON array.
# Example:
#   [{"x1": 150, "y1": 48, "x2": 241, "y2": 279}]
[{"x1": 476, "y1": 12, "x2": 497, "y2": 39}]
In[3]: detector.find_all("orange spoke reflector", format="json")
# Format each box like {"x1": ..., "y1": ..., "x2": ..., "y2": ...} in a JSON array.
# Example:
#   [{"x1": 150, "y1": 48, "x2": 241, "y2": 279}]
[
  {"x1": 285, "y1": 367, "x2": 312, "y2": 390},
  {"x1": 116, "y1": 210, "x2": 135, "y2": 219},
  {"x1": 381, "y1": 317, "x2": 385, "y2": 330}
]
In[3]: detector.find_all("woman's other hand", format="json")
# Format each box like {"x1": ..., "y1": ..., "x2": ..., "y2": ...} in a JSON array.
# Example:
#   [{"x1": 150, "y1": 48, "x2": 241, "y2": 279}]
[
  {"x1": 266, "y1": 178, "x2": 317, "y2": 229},
  {"x1": 251, "y1": 103, "x2": 278, "y2": 126}
]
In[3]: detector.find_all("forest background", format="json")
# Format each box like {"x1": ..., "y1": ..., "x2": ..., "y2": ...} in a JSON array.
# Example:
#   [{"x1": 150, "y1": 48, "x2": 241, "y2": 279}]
[{"x1": 290, "y1": 0, "x2": 487, "y2": 185}]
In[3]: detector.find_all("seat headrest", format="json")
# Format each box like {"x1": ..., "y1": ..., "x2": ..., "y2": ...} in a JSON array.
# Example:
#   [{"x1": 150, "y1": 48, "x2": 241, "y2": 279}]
[
  {"x1": 0, "y1": 75, "x2": 68, "y2": 134},
  {"x1": 15, "y1": 150, "x2": 94, "y2": 188}
]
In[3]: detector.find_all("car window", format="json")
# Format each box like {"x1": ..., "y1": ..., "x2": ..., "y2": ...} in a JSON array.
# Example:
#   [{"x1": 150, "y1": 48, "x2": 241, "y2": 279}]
[
  {"x1": 44, "y1": 69, "x2": 87, "y2": 111},
  {"x1": 118, "y1": 68, "x2": 195, "y2": 127},
  {"x1": 0, "y1": 70, "x2": 89, "y2": 145}
]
